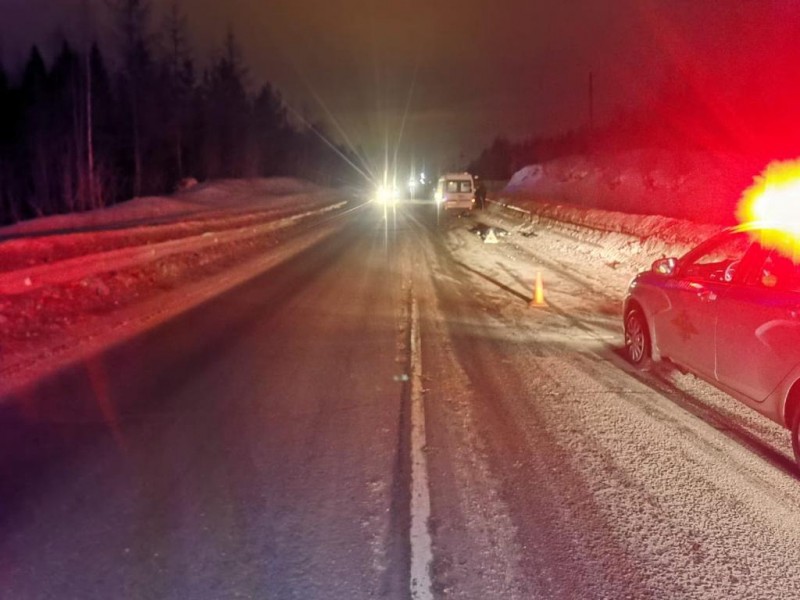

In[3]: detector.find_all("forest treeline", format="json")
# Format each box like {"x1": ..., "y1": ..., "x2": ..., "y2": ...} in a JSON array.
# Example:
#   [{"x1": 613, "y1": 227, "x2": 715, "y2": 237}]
[
  {"x1": 0, "y1": 1, "x2": 356, "y2": 226},
  {"x1": 467, "y1": 107, "x2": 768, "y2": 182},
  {"x1": 469, "y1": 68, "x2": 800, "y2": 181}
]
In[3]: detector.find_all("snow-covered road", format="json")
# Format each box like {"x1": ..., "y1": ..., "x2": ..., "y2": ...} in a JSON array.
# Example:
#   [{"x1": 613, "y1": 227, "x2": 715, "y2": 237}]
[
  {"x1": 418, "y1": 203, "x2": 800, "y2": 598},
  {"x1": 2, "y1": 193, "x2": 800, "y2": 598}
]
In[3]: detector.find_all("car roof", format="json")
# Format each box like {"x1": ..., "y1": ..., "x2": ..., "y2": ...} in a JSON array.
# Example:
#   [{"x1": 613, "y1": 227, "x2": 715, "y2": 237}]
[
  {"x1": 439, "y1": 172, "x2": 473, "y2": 180},
  {"x1": 723, "y1": 223, "x2": 800, "y2": 259}
]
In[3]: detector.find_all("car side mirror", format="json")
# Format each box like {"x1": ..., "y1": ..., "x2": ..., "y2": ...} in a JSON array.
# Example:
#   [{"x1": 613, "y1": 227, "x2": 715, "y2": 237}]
[{"x1": 652, "y1": 257, "x2": 678, "y2": 276}]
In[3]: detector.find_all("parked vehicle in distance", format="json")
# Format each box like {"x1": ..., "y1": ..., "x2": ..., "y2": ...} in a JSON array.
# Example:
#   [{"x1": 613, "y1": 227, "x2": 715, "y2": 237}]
[
  {"x1": 435, "y1": 173, "x2": 475, "y2": 212},
  {"x1": 623, "y1": 224, "x2": 800, "y2": 468}
]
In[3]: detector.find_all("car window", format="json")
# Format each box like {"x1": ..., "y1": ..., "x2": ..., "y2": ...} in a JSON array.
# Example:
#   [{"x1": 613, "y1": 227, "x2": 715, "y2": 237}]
[
  {"x1": 681, "y1": 231, "x2": 752, "y2": 283},
  {"x1": 446, "y1": 180, "x2": 471, "y2": 193},
  {"x1": 752, "y1": 250, "x2": 800, "y2": 292}
]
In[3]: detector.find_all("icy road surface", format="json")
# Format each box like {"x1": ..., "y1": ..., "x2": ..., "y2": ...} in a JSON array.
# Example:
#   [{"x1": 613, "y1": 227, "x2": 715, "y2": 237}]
[{"x1": 1, "y1": 201, "x2": 800, "y2": 598}]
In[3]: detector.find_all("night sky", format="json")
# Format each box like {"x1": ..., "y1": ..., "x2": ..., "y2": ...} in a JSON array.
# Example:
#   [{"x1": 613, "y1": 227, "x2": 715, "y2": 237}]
[{"x1": 2, "y1": 0, "x2": 798, "y2": 173}]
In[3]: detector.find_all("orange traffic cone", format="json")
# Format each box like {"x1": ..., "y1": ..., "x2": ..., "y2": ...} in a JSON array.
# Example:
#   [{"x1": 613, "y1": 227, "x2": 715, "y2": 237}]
[{"x1": 530, "y1": 271, "x2": 546, "y2": 307}]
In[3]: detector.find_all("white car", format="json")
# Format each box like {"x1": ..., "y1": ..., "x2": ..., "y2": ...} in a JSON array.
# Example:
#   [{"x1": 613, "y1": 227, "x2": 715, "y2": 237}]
[
  {"x1": 623, "y1": 224, "x2": 800, "y2": 468},
  {"x1": 434, "y1": 173, "x2": 475, "y2": 212}
]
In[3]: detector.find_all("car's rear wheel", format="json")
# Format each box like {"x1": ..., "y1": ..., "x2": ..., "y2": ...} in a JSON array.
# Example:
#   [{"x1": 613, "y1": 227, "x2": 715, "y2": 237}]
[{"x1": 625, "y1": 309, "x2": 651, "y2": 366}]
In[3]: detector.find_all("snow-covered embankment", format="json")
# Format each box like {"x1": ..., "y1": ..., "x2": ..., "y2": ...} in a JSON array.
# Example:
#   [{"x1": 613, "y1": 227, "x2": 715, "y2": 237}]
[
  {"x1": 0, "y1": 179, "x2": 347, "y2": 396},
  {"x1": 492, "y1": 151, "x2": 756, "y2": 272}
]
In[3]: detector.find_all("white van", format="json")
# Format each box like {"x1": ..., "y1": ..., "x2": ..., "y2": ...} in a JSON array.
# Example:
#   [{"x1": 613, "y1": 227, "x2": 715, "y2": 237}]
[{"x1": 435, "y1": 173, "x2": 475, "y2": 212}]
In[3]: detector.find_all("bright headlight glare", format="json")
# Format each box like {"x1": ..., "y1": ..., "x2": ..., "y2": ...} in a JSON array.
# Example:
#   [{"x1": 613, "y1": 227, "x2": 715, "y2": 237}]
[{"x1": 376, "y1": 185, "x2": 397, "y2": 203}]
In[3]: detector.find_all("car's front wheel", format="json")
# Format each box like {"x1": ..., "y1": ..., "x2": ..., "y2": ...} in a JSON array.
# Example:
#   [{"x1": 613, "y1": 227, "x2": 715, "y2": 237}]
[{"x1": 625, "y1": 309, "x2": 651, "y2": 366}]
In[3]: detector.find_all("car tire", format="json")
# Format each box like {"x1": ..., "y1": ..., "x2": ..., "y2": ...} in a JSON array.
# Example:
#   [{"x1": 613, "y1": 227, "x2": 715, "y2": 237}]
[{"x1": 625, "y1": 309, "x2": 651, "y2": 366}]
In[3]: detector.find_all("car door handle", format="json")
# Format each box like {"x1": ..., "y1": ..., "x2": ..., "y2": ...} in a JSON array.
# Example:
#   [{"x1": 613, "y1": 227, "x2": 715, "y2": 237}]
[
  {"x1": 697, "y1": 290, "x2": 717, "y2": 302},
  {"x1": 788, "y1": 307, "x2": 800, "y2": 319}
]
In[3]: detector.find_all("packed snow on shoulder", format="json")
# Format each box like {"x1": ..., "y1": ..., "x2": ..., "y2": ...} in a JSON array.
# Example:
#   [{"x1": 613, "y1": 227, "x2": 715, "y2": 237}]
[
  {"x1": 492, "y1": 150, "x2": 774, "y2": 270},
  {"x1": 0, "y1": 179, "x2": 347, "y2": 396},
  {"x1": 1, "y1": 178, "x2": 327, "y2": 237}
]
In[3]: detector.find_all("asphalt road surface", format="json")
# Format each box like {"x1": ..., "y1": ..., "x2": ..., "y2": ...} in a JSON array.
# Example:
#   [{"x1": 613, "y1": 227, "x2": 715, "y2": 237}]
[{"x1": 3, "y1": 201, "x2": 800, "y2": 599}]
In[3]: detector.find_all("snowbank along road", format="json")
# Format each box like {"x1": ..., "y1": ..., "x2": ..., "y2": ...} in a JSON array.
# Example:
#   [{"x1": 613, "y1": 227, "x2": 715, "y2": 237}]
[
  {"x1": 2, "y1": 193, "x2": 800, "y2": 599},
  {"x1": 0, "y1": 180, "x2": 348, "y2": 397}
]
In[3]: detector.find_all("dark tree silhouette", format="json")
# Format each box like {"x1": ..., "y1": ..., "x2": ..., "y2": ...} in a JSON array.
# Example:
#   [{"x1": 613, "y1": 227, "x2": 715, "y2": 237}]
[
  {"x1": 0, "y1": 12, "x2": 356, "y2": 225},
  {"x1": 252, "y1": 83, "x2": 290, "y2": 176},
  {"x1": 109, "y1": 0, "x2": 153, "y2": 198},
  {"x1": 202, "y1": 30, "x2": 251, "y2": 179},
  {"x1": 21, "y1": 47, "x2": 51, "y2": 217},
  {"x1": 161, "y1": 1, "x2": 193, "y2": 180}
]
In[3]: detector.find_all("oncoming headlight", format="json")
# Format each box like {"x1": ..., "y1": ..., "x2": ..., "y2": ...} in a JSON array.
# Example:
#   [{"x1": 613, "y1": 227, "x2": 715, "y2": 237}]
[{"x1": 376, "y1": 185, "x2": 398, "y2": 204}]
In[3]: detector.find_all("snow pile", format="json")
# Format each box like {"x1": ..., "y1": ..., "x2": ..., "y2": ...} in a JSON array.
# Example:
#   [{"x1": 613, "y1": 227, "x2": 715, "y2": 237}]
[
  {"x1": 0, "y1": 179, "x2": 346, "y2": 395},
  {"x1": 0, "y1": 179, "x2": 335, "y2": 272},
  {"x1": 487, "y1": 193, "x2": 734, "y2": 281},
  {"x1": 2, "y1": 178, "x2": 323, "y2": 237},
  {"x1": 506, "y1": 165, "x2": 543, "y2": 189},
  {"x1": 491, "y1": 150, "x2": 774, "y2": 267},
  {"x1": 170, "y1": 178, "x2": 320, "y2": 208},
  {"x1": 512, "y1": 200, "x2": 723, "y2": 255},
  {"x1": 503, "y1": 150, "x2": 761, "y2": 225}
]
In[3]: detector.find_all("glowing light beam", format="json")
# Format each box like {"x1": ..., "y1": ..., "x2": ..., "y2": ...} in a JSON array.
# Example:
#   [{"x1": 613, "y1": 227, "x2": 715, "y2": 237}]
[{"x1": 737, "y1": 158, "x2": 800, "y2": 260}]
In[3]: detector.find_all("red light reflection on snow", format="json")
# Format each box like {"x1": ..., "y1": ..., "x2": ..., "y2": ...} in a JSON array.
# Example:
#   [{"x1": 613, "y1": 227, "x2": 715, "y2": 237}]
[{"x1": 86, "y1": 358, "x2": 127, "y2": 451}]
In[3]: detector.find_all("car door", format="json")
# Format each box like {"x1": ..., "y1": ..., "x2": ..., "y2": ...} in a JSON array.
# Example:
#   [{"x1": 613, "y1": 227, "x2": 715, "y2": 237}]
[
  {"x1": 716, "y1": 246, "x2": 800, "y2": 404},
  {"x1": 654, "y1": 230, "x2": 753, "y2": 379}
]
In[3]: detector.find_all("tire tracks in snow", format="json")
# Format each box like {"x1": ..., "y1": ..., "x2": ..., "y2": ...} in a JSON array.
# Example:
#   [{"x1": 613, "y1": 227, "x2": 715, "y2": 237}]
[{"x1": 431, "y1": 211, "x2": 800, "y2": 598}]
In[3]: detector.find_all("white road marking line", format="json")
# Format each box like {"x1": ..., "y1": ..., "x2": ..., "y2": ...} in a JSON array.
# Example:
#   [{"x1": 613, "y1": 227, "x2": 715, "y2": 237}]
[{"x1": 409, "y1": 296, "x2": 434, "y2": 600}]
